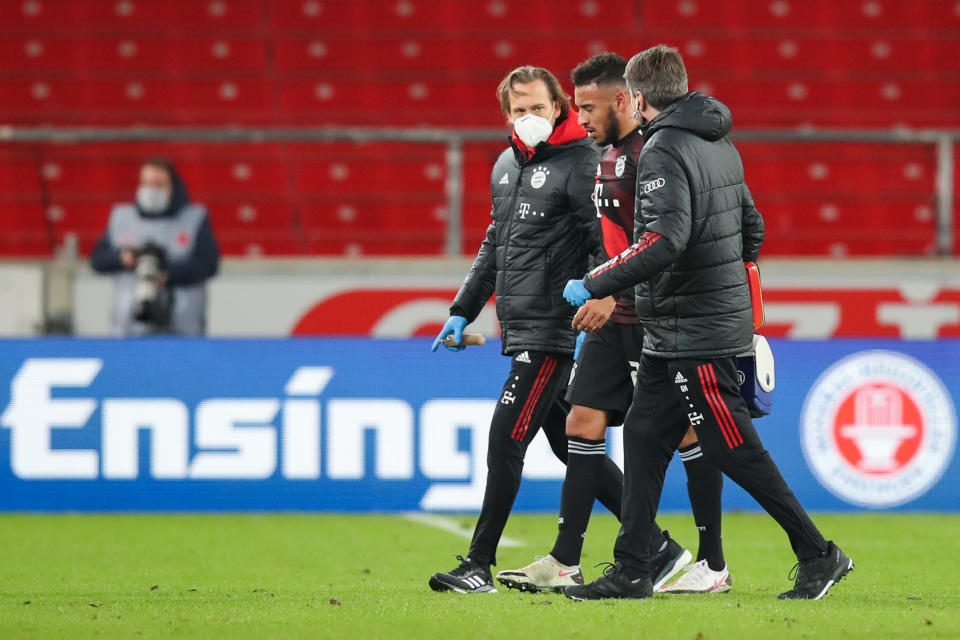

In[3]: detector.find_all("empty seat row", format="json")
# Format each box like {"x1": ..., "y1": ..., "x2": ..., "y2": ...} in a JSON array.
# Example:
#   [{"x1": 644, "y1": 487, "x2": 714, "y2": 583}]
[
  {"x1": 9, "y1": 1, "x2": 959, "y2": 34},
  {"x1": 0, "y1": 192, "x2": 946, "y2": 259},
  {"x1": 0, "y1": 37, "x2": 267, "y2": 73},
  {"x1": 4, "y1": 34, "x2": 959, "y2": 76},
  {"x1": 4, "y1": 77, "x2": 957, "y2": 128},
  {"x1": 643, "y1": 0, "x2": 960, "y2": 30},
  {"x1": 5, "y1": 0, "x2": 633, "y2": 35}
]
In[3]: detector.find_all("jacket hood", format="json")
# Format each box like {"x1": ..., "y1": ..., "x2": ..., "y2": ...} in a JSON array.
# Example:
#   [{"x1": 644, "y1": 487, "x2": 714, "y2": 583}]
[
  {"x1": 511, "y1": 109, "x2": 588, "y2": 160},
  {"x1": 640, "y1": 91, "x2": 732, "y2": 142},
  {"x1": 136, "y1": 162, "x2": 190, "y2": 218}
]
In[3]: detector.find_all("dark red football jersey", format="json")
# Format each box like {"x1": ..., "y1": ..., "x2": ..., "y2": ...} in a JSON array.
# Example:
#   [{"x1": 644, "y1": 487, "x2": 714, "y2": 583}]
[{"x1": 593, "y1": 125, "x2": 644, "y2": 324}]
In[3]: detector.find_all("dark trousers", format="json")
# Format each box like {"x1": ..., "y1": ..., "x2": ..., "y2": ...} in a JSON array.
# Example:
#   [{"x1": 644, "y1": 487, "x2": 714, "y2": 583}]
[
  {"x1": 614, "y1": 354, "x2": 828, "y2": 575},
  {"x1": 468, "y1": 351, "x2": 624, "y2": 566}
]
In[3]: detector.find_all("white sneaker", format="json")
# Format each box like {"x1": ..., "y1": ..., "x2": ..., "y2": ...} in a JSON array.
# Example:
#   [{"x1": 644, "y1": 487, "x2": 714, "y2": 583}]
[
  {"x1": 496, "y1": 555, "x2": 584, "y2": 593},
  {"x1": 658, "y1": 559, "x2": 732, "y2": 594}
]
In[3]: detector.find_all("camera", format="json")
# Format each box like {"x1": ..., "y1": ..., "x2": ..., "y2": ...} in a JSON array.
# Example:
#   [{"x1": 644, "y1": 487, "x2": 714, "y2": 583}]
[{"x1": 132, "y1": 243, "x2": 170, "y2": 324}]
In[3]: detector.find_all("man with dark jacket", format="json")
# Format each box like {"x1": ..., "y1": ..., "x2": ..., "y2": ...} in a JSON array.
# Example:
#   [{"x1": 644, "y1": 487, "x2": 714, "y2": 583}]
[
  {"x1": 498, "y1": 53, "x2": 721, "y2": 596},
  {"x1": 91, "y1": 157, "x2": 219, "y2": 336},
  {"x1": 562, "y1": 46, "x2": 853, "y2": 601},
  {"x1": 428, "y1": 66, "x2": 625, "y2": 594}
]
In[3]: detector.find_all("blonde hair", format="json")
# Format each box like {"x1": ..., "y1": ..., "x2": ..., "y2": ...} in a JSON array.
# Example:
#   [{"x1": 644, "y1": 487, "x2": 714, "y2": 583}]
[{"x1": 496, "y1": 66, "x2": 571, "y2": 118}]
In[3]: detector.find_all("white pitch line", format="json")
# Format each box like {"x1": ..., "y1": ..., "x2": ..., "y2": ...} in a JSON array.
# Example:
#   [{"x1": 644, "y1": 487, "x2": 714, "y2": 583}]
[{"x1": 403, "y1": 513, "x2": 523, "y2": 547}]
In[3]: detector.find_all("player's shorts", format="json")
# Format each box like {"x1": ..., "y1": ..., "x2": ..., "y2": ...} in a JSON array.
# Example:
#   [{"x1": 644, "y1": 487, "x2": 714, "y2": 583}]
[{"x1": 565, "y1": 320, "x2": 645, "y2": 426}]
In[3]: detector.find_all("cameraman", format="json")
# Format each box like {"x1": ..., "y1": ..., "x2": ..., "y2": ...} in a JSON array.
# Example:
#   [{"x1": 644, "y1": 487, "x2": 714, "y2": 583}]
[{"x1": 91, "y1": 157, "x2": 219, "y2": 336}]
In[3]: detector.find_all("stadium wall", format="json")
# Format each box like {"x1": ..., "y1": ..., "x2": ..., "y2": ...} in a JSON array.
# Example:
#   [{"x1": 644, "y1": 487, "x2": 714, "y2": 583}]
[
  {"x1": 67, "y1": 258, "x2": 960, "y2": 338},
  {"x1": 0, "y1": 337, "x2": 956, "y2": 513}
]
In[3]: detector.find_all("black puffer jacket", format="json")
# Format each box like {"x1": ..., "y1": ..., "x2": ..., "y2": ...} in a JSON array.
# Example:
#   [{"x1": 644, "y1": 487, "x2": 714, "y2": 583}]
[
  {"x1": 451, "y1": 114, "x2": 601, "y2": 355},
  {"x1": 583, "y1": 91, "x2": 765, "y2": 359}
]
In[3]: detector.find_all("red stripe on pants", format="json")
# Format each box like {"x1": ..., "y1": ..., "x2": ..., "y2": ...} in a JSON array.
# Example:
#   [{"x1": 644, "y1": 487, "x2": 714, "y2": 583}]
[
  {"x1": 512, "y1": 359, "x2": 550, "y2": 439},
  {"x1": 706, "y1": 363, "x2": 743, "y2": 445},
  {"x1": 697, "y1": 365, "x2": 737, "y2": 448},
  {"x1": 511, "y1": 357, "x2": 556, "y2": 441}
]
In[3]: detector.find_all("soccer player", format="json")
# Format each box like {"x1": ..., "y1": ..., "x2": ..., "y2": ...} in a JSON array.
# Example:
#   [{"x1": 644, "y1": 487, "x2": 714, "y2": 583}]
[
  {"x1": 427, "y1": 66, "x2": 625, "y2": 594},
  {"x1": 563, "y1": 45, "x2": 853, "y2": 601},
  {"x1": 497, "y1": 53, "x2": 729, "y2": 595}
]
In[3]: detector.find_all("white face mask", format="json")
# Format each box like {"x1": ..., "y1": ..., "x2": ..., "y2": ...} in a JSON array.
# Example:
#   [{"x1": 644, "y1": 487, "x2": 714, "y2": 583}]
[
  {"x1": 513, "y1": 113, "x2": 554, "y2": 148},
  {"x1": 136, "y1": 185, "x2": 171, "y2": 214}
]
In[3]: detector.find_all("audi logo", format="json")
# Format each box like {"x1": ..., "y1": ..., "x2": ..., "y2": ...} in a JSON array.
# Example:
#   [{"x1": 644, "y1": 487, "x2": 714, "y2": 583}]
[{"x1": 644, "y1": 178, "x2": 666, "y2": 193}]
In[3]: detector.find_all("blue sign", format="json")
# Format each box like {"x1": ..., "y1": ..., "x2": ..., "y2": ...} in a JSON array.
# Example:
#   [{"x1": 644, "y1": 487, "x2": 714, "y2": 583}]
[{"x1": 0, "y1": 338, "x2": 957, "y2": 512}]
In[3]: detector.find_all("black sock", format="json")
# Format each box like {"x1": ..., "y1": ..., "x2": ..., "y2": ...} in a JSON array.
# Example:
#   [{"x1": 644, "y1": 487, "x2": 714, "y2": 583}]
[
  {"x1": 679, "y1": 443, "x2": 725, "y2": 571},
  {"x1": 550, "y1": 436, "x2": 606, "y2": 566},
  {"x1": 595, "y1": 456, "x2": 623, "y2": 520}
]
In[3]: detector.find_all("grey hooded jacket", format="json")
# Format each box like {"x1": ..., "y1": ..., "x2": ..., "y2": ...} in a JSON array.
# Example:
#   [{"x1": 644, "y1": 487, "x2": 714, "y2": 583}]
[{"x1": 91, "y1": 165, "x2": 219, "y2": 336}]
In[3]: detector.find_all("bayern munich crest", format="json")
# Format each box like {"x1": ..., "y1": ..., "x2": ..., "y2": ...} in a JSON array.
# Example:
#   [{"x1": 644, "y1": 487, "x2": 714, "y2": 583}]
[
  {"x1": 615, "y1": 155, "x2": 626, "y2": 177},
  {"x1": 800, "y1": 350, "x2": 956, "y2": 508},
  {"x1": 530, "y1": 166, "x2": 550, "y2": 189}
]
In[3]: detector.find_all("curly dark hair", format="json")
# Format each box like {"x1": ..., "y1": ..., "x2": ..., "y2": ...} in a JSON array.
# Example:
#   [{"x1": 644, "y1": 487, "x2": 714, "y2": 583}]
[{"x1": 571, "y1": 52, "x2": 628, "y2": 88}]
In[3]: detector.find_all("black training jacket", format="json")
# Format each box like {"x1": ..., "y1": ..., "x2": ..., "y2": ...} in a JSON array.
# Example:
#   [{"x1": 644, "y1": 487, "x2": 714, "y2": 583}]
[
  {"x1": 583, "y1": 91, "x2": 765, "y2": 359},
  {"x1": 450, "y1": 115, "x2": 601, "y2": 355}
]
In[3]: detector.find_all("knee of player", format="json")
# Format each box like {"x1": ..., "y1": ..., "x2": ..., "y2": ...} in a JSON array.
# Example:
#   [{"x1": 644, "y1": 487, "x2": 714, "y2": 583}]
[
  {"x1": 678, "y1": 425, "x2": 699, "y2": 449},
  {"x1": 565, "y1": 405, "x2": 607, "y2": 439}
]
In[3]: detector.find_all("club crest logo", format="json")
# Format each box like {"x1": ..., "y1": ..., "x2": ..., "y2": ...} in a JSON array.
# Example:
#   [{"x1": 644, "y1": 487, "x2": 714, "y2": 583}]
[
  {"x1": 531, "y1": 166, "x2": 550, "y2": 189},
  {"x1": 615, "y1": 155, "x2": 626, "y2": 177},
  {"x1": 800, "y1": 350, "x2": 956, "y2": 508}
]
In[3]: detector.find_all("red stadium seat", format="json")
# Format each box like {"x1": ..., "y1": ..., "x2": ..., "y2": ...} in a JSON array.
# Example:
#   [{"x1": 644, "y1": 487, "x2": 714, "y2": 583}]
[
  {"x1": 0, "y1": 203, "x2": 52, "y2": 256},
  {"x1": 301, "y1": 198, "x2": 446, "y2": 254},
  {"x1": 0, "y1": 153, "x2": 45, "y2": 199},
  {"x1": 5, "y1": 0, "x2": 263, "y2": 32},
  {"x1": 40, "y1": 200, "x2": 111, "y2": 255},
  {"x1": 641, "y1": 0, "x2": 960, "y2": 30},
  {"x1": 301, "y1": 200, "x2": 446, "y2": 233},
  {"x1": 206, "y1": 199, "x2": 303, "y2": 256},
  {"x1": 270, "y1": 0, "x2": 631, "y2": 34},
  {"x1": 291, "y1": 144, "x2": 447, "y2": 195},
  {"x1": 76, "y1": 38, "x2": 267, "y2": 72},
  {"x1": 0, "y1": 79, "x2": 277, "y2": 125}
]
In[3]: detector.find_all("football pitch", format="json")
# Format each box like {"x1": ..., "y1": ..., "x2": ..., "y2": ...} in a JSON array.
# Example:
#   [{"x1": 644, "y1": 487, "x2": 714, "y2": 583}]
[{"x1": 1, "y1": 512, "x2": 958, "y2": 639}]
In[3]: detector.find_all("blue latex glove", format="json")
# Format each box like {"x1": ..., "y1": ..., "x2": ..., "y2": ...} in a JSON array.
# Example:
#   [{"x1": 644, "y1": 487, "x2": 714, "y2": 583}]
[
  {"x1": 563, "y1": 279, "x2": 592, "y2": 306},
  {"x1": 431, "y1": 315, "x2": 468, "y2": 352},
  {"x1": 574, "y1": 331, "x2": 586, "y2": 360}
]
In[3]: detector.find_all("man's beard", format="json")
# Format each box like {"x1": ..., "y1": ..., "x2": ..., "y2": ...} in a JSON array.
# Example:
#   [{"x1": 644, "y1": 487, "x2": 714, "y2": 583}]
[{"x1": 599, "y1": 105, "x2": 621, "y2": 145}]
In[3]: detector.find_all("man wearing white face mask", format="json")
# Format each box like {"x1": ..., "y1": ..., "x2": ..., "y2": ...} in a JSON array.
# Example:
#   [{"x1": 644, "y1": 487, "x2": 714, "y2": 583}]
[
  {"x1": 429, "y1": 67, "x2": 621, "y2": 594},
  {"x1": 91, "y1": 157, "x2": 219, "y2": 336}
]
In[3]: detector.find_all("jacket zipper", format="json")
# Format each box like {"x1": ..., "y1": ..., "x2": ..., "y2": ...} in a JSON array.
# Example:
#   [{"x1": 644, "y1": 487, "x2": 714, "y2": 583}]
[
  {"x1": 544, "y1": 250, "x2": 552, "y2": 306},
  {"x1": 647, "y1": 278, "x2": 657, "y2": 319},
  {"x1": 501, "y1": 161, "x2": 525, "y2": 269}
]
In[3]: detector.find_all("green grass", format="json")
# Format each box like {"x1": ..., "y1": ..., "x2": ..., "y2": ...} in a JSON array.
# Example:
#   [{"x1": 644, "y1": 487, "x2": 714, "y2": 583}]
[{"x1": 0, "y1": 513, "x2": 958, "y2": 639}]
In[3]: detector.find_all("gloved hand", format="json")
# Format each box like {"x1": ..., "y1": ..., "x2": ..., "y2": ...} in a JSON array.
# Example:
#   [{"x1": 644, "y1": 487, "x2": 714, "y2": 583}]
[
  {"x1": 431, "y1": 315, "x2": 468, "y2": 352},
  {"x1": 574, "y1": 331, "x2": 586, "y2": 360},
  {"x1": 563, "y1": 279, "x2": 592, "y2": 306}
]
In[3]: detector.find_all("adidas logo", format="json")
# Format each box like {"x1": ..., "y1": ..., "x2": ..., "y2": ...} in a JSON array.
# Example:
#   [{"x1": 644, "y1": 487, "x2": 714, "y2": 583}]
[
  {"x1": 515, "y1": 351, "x2": 531, "y2": 363},
  {"x1": 674, "y1": 371, "x2": 687, "y2": 384},
  {"x1": 499, "y1": 173, "x2": 510, "y2": 184}
]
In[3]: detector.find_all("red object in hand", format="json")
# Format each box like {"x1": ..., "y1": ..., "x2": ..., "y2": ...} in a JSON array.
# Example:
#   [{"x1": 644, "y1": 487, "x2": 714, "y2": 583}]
[{"x1": 745, "y1": 262, "x2": 764, "y2": 330}]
